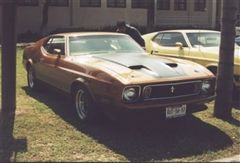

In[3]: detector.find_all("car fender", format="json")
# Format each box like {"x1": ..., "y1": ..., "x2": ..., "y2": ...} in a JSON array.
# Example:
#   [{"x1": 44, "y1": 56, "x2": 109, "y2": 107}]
[{"x1": 24, "y1": 58, "x2": 33, "y2": 70}]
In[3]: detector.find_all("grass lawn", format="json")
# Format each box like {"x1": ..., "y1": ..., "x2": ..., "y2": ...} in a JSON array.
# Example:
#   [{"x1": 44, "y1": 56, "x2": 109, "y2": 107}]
[{"x1": 0, "y1": 48, "x2": 239, "y2": 162}]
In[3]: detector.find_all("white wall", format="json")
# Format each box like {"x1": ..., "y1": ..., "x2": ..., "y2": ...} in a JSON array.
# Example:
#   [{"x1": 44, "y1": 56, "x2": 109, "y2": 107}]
[
  {"x1": 16, "y1": 5, "x2": 42, "y2": 34},
  {"x1": 3, "y1": 0, "x2": 147, "y2": 37},
  {"x1": 72, "y1": 0, "x2": 147, "y2": 28},
  {"x1": 0, "y1": 0, "x2": 218, "y2": 42}
]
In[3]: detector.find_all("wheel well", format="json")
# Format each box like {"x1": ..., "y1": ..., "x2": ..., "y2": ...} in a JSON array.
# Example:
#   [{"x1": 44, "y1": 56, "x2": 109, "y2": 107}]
[
  {"x1": 71, "y1": 81, "x2": 87, "y2": 97},
  {"x1": 71, "y1": 81, "x2": 96, "y2": 102},
  {"x1": 207, "y1": 66, "x2": 218, "y2": 75},
  {"x1": 26, "y1": 61, "x2": 32, "y2": 71}
]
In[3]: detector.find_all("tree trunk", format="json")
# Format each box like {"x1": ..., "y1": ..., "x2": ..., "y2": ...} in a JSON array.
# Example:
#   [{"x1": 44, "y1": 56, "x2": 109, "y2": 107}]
[
  {"x1": 147, "y1": 0, "x2": 155, "y2": 33},
  {"x1": 0, "y1": 0, "x2": 17, "y2": 161},
  {"x1": 214, "y1": 0, "x2": 238, "y2": 119},
  {"x1": 40, "y1": 0, "x2": 50, "y2": 36}
]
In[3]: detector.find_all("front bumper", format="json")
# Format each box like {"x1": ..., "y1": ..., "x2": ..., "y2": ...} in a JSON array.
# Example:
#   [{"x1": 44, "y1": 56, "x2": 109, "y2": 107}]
[{"x1": 97, "y1": 95, "x2": 215, "y2": 120}]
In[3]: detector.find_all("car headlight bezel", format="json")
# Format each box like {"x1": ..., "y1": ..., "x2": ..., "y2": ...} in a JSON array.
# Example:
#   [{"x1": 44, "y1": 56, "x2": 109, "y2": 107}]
[
  {"x1": 201, "y1": 80, "x2": 212, "y2": 94},
  {"x1": 122, "y1": 86, "x2": 141, "y2": 103}
]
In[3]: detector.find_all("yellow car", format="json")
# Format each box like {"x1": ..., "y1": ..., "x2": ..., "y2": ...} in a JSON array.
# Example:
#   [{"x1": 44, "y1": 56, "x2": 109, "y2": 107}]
[{"x1": 143, "y1": 29, "x2": 240, "y2": 101}]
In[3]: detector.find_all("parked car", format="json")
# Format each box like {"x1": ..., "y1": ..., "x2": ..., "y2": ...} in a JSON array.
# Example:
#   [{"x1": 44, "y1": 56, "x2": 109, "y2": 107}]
[
  {"x1": 235, "y1": 36, "x2": 240, "y2": 46},
  {"x1": 143, "y1": 29, "x2": 240, "y2": 101},
  {"x1": 23, "y1": 32, "x2": 215, "y2": 123}
]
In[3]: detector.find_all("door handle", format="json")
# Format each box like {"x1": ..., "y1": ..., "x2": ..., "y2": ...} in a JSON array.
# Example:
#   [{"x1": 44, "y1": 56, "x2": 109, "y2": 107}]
[{"x1": 151, "y1": 50, "x2": 159, "y2": 54}]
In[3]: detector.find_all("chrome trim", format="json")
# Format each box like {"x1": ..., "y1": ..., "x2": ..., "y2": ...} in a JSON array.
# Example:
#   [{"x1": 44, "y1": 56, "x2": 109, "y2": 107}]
[
  {"x1": 122, "y1": 85, "x2": 141, "y2": 103},
  {"x1": 143, "y1": 80, "x2": 202, "y2": 101}
]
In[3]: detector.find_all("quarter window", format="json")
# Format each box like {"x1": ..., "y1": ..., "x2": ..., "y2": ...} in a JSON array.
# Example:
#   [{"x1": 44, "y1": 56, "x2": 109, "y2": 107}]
[
  {"x1": 153, "y1": 33, "x2": 188, "y2": 47},
  {"x1": 174, "y1": 0, "x2": 187, "y2": 11},
  {"x1": 43, "y1": 36, "x2": 65, "y2": 55},
  {"x1": 194, "y1": 0, "x2": 206, "y2": 11},
  {"x1": 107, "y1": 0, "x2": 126, "y2": 8},
  {"x1": 157, "y1": 0, "x2": 170, "y2": 10},
  {"x1": 80, "y1": 0, "x2": 101, "y2": 7}
]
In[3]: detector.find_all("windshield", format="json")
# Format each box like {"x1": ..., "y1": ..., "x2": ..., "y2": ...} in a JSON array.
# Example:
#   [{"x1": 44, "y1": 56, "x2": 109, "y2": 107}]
[
  {"x1": 186, "y1": 32, "x2": 220, "y2": 47},
  {"x1": 69, "y1": 35, "x2": 145, "y2": 56}
]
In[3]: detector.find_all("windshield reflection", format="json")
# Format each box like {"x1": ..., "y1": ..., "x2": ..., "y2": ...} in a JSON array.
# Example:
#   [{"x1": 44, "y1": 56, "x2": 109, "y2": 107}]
[{"x1": 69, "y1": 35, "x2": 145, "y2": 56}]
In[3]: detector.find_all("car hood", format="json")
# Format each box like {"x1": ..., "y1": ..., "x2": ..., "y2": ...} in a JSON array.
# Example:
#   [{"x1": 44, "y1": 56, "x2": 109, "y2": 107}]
[{"x1": 69, "y1": 53, "x2": 212, "y2": 84}]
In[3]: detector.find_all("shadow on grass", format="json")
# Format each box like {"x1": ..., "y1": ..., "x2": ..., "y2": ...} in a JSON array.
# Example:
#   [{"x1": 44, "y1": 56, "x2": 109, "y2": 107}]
[
  {"x1": 222, "y1": 116, "x2": 240, "y2": 127},
  {"x1": 0, "y1": 108, "x2": 27, "y2": 162},
  {"x1": 0, "y1": 137, "x2": 27, "y2": 162},
  {"x1": 23, "y1": 86, "x2": 233, "y2": 161}
]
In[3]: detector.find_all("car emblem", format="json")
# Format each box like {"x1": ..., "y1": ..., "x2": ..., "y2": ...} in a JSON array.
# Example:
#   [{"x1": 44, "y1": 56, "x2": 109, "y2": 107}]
[{"x1": 171, "y1": 86, "x2": 175, "y2": 93}]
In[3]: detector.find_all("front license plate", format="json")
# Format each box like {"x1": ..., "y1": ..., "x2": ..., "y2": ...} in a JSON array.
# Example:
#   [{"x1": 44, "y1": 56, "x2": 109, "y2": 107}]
[{"x1": 166, "y1": 104, "x2": 187, "y2": 119}]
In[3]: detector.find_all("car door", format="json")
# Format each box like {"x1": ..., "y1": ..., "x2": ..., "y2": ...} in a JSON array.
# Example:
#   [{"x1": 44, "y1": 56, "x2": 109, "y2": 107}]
[
  {"x1": 36, "y1": 36, "x2": 67, "y2": 90},
  {"x1": 151, "y1": 32, "x2": 190, "y2": 59},
  {"x1": 184, "y1": 32, "x2": 218, "y2": 67}
]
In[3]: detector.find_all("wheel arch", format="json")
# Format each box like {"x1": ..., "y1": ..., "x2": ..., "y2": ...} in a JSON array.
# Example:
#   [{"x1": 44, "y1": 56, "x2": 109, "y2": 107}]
[
  {"x1": 26, "y1": 59, "x2": 33, "y2": 71},
  {"x1": 70, "y1": 78, "x2": 96, "y2": 102}
]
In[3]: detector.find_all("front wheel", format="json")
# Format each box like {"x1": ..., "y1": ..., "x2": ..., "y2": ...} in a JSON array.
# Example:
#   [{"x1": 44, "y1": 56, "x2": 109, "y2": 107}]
[{"x1": 74, "y1": 86, "x2": 99, "y2": 123}]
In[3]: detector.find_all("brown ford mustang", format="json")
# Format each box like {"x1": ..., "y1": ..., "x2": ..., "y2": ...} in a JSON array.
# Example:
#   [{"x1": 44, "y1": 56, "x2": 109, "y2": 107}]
[{"x1": 23, "y1": 32, "x2": 216, "y2": 122}]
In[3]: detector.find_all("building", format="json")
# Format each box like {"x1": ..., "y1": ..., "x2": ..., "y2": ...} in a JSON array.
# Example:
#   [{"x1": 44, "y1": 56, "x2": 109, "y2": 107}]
[{"x1": 0, "y1": 0, "x2": 239, "y2": 42}]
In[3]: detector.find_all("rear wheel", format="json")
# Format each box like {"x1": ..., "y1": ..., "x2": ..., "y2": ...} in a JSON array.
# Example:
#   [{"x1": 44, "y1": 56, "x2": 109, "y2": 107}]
[
  {"x1": 27, "y1": 65, "x2": 40, "y2": 90},
  {"x1": 73, "y1": 85, "x2": 99, "y2": 123}
]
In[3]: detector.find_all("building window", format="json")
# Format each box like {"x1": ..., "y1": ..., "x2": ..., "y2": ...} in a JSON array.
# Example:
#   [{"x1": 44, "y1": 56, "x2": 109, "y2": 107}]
[
  {"x1": 80, "y1": 0, "x2": 101, "y2": 7},
  {"x1": 157, "y1": 0, "x2": 170, "y2": 10},
  {"x1": 194, "y1": 0, "x2": 206, "y2": 11},
  {"x1": 48, "y1": 0, "x2": 69, "y2": 6},
  {"x1": 131, "y1": 0, "x2": 148, "y2": 9},
  {"x1": 174, "y1": 0, "x2": 186, "y2": 11},
  {"x1": 17, "y1": 0, "x2": 39, "y2": 6},
  {"x1": 107, "y1": 0, "x2": 126, "y2": 8}
]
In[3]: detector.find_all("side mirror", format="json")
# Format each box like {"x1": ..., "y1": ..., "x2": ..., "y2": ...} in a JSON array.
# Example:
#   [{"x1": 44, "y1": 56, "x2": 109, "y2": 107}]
[
  {"x1": 53, "y1": 48, "x2": 62, "y2": 55},
  {"x1": 175, "y1": 42, "x2": 183, "y2": 49}
]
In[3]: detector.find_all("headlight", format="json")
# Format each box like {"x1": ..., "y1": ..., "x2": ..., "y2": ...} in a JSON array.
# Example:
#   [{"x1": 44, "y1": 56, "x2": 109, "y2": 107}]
[
  {"x1": 122, "y1": 86, "x2": 140, "y2": 102},
  {"x1": 143, "y1": 86, "x2": 152, "y2": 99},
  {"x1": 201, "y1": 80, "x2": 211, "y2": 94}
]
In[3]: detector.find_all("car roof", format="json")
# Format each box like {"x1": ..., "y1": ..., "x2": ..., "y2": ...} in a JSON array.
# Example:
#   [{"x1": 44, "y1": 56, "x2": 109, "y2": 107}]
[
  {"x1": 158, "y1": 29, "x2": 220, "y2": 33},
  {"x1": 53, "y1": 32, "x2": 126, "y2": 37}
]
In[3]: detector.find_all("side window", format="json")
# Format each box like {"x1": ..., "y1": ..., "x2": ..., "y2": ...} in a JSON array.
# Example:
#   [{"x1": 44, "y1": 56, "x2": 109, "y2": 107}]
[
  {"x1": 152, "y1": 33, "x2": 164, "y2": 45},
  {"x1": 154, "y1": 33, "x2": 188, "y2": 47},
  {"x1": 43, "y1": 36, "x2": 65, "y2": 55}
]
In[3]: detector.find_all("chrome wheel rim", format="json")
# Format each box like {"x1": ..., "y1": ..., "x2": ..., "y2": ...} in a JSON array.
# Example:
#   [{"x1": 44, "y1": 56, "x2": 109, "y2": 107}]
[
  {"x1": 28, "y1": 67, "x2": 34, "y2": 88},
  {"x1": 75, "y1": 89, "x2": 88, "y2": 120}
]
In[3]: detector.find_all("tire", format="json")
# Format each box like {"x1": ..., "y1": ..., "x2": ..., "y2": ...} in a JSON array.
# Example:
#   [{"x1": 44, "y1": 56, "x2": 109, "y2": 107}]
[
  {"x1": 73, "y1": 85, "x2": 98, "y2": 123},
  {"x1": 27, "y1": 65, "x2": 40, "y2": 90}
]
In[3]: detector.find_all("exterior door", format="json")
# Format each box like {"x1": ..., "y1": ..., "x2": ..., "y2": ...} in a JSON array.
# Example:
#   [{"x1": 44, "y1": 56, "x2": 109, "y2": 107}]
[
  {"x1": 35, "y1": 36, "x2": 66, "y2": 90},
  {"x1": 151, "y1": 32, "x2": 190, "y2": 58}
]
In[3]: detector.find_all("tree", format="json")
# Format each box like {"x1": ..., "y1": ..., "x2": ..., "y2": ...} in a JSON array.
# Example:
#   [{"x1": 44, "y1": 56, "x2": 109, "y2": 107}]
[
  {"x1": 214, "y1": 0, "x2": 238, "y2": 119},
  {"x1": 40, "y1": 0, "x2": 50, "y2": 36},
  {"x1": 147, "y1": 0, "x2": 155, "y2": 33},
  {"x1": 0, "y1": 0, "x2": 17, "y2": 161}
]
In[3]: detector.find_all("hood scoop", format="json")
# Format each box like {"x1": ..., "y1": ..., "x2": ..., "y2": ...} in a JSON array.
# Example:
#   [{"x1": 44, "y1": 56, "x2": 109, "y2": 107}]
[
  {"x1": 128, "y1": 65, "x2": 150, "y2": 70},
  {"x1": 92, "y1": 54, "x2": 185, "y2": 77},
  {"x1": 165, "y1": 63, "x2": 178, "y2": 68}
]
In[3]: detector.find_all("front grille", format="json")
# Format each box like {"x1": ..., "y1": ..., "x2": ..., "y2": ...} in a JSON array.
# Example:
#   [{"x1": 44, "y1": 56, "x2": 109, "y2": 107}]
[{"x1": 144, "y1": 81, "x2": 202, "y2": 100}]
